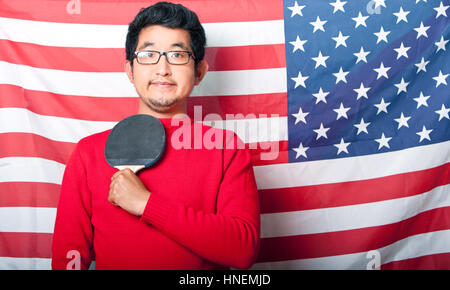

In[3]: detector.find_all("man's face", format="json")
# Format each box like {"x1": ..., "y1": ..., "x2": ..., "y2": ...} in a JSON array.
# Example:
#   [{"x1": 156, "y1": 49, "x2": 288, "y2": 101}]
[{"x1": 126, "y1": 25, "x2": 207, "y2": 116}]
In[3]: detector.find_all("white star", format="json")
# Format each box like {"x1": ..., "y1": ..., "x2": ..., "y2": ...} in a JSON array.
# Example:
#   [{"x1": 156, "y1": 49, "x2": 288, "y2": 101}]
[
  {"x1": 416, "y1": 0, "x2": 428, "y2": 3},
  {"x1": 373, "y1": 0, "x2": 386, "y2": 8},
  {"x1": 394, "y1": 112, "x2": 411, "y2": 129},
  {"x1": 287, "y1": 1, "x2": 305, "y2": 17},
  {"x1": 393, "y1": 7, "x2": 410, "y2": 23},
  {"x1": 435, "y1": 104, "x2": 450, "y2": 121},
  {"x1": 374, "y1": 98, "x2": 391, "y2": 115},
  {"x1": 354, "y1": 82, "x2": 371, "y2": 100},
  {"x1": 413, "y1": 92, "x2": 431, "y2": 109},
  {"x1": 433, "y1": 70, "x2": 449, "y2": 87},
  {"x1": 416, "y1": 126, "x2": 433, "y2": 142},
  {"x1": 394, "y1": 42, "x2": 411, "y2": 59},
  {"x1": 435, "y1": 36, "x2": 449, "y2": 53},
  {"x1": 333, "y1": 67, "x2": 349, "y2": 84},
  {"x1": 374, "y1": 62, "x2": 391, "y2": 79},
  {"x1": 310, "y1": 16, "x2": 327, "y2": 33},
  {"x1": 313, "y1": 123, "x2": 330, "y2": 140},
  {"x1": 434, "y1": 1, "x2": 449, "y2": 18},
  {"x1": 354, "y1": 118, "x2": 371, "y2": 135},
  {"x1": 414, "y1": 22, "x2": 430, "y2": 39},
  {"x1": 293, "y1": 142, "x2": 309, "y2": 159},
  {"x1": 291, "y1": 71, "x2": 309, "y2": 89},
  {"x1": 290, "y1": 35, "x2": 308, "y2": 53},
  {"x1": 329, "y1": 0, "x2": 347, "y2": 14},
  {"x1": 415, "y1": 57, "x2": 430, "y2": 73},
  {"x1": 374, "y1": 26, "x2": 391, "y2": 44},
  {"x1": 394, "y1": 78, "x2": 409, "y2": 94},
  {"x1": 375, "y1": 133, "x2": 392, "y2": 150},
  {"x1": 292, "y1": 107, "x2": 309, "y2": 125},
  {"x1": 353, "y1": 47, "x2": 371, "y2": 64},
  {"x1": 352, "y1": 12, "x2": 369, "y2": 28},
  {"x1": 332, "y1": 31, "x2": 349, "y2": 48},
  {"x1": 333, "y1": 102, "x2": 351, "y2": 120},
  {"x1": 311, "y1": 51, "x2": 329, "y2": 68},
  {"x1": 334, "y1": 138, "x2": 350, "y2": 155},
  {"x1": 312, "y1": 87, "x2": 329, "y2": 104}
]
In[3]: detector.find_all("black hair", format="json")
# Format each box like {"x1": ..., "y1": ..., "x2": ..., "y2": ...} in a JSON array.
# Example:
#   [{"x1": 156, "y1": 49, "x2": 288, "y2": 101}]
[{"x1": 125, "y1": 1, "x2": 206, "y2": 67}]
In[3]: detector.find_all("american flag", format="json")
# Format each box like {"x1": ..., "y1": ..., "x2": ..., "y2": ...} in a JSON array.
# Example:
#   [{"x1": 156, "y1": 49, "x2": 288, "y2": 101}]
[{"x1": 0, "y1": 0, "x2": 449, "y2": 270}]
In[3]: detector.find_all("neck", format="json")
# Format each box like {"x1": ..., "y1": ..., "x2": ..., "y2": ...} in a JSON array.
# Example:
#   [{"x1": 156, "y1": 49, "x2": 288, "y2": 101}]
[{"x1": 137, "y1": 99, "x2": 188, "y2": 119}]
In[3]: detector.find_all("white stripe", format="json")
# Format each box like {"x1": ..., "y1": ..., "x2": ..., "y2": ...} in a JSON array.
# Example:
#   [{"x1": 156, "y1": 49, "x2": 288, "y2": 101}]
[
  {"x1": 0, "y1": 61, "x2": 287, "y2": 97},
  {"x1": 0, "y1": 61, "x2": 136, "y2": 97},
  {"x1": 203, "y1": 116, "x2": 288, "y2": 143},
  {"x1": 0, "y1": 257, "x2": 52, "y2": 270},
  {"x1": 261, "y1": 184, "x2": 450, "y2": 238},
  {"x1": 204, "y1": 20, "x2": 285, "y2": 47},
  {"x1": 0, "y1": 207, "x2": 56, "y2": 233},
  {"x1": 0, "y1": 108, "x2": 116, "y2": 143},
  {"x1": 191, "y1": 68, "x2": 287, "y2": 96},
  {"x1": 0, "y1": 17, "x2": 284, "y2": 48},
  {"x1": 254, "y1": 140, "x2": 450, "y2": 189},
  {"x1": 251, "y1": 230, "x2": 450, "y2": 270},
  {"x1": 0, "y1": 108, "x2": 287, "y2": 144},
  {"x1": 0, "y1": 157, "x2": 65, "y2": 184}
]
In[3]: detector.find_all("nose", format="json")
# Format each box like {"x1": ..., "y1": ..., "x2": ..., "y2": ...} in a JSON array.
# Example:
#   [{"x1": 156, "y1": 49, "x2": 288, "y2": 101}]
[{"x1": 154, "y1": 53, "x2": 171, "y2": 76}]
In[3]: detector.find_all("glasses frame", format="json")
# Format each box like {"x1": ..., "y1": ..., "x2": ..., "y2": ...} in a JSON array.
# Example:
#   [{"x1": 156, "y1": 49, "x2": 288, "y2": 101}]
[{"x1": 133, "y1": 50, "x2": 195, "y2": 65}]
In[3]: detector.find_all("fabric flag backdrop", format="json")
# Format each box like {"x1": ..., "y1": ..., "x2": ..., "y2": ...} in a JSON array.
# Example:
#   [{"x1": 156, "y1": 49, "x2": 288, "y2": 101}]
[{"x1": 0, "y1": 0, "x2": 449, "y2": 270}]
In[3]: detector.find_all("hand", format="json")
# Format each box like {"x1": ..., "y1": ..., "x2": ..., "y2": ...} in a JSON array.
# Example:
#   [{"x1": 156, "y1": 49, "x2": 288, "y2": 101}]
[{"x1": 108, "y1": 168, "x2": 150, "y2": 216}]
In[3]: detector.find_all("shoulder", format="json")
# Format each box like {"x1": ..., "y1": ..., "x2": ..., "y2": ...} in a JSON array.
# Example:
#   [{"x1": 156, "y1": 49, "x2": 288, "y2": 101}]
[{"x1": 77, "y1": 129, "x2": 112, "y2": 150}]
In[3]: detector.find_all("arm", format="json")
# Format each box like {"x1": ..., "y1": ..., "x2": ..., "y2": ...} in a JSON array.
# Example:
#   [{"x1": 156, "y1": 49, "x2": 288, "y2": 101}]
[
  {"x1": 51, "y1": 142, "x2": 94, "y2": 270},
  {"x1": 140, "y1": 134, "x2": 260, "y2": 269}
]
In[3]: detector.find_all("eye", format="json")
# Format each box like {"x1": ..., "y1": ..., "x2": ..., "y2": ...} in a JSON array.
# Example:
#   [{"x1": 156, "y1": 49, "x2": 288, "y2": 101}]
[
  {"x1": 142, "y1": 51, "x2": 156, "y2": 58},
  {"x1": 170, "y1": 52, "x2": 183, "y2": 58}
]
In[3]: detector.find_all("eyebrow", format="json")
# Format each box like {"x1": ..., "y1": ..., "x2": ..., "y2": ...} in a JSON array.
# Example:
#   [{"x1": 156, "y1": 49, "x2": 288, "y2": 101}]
[{"x1": 137, "y1": 41, "x2": 190, "y2": 51}]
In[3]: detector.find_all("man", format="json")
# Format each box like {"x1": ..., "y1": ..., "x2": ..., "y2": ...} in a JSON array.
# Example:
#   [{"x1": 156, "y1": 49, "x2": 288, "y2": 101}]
[{"x1": 51, "y1": 2, "x2": 260, "y2": 270}]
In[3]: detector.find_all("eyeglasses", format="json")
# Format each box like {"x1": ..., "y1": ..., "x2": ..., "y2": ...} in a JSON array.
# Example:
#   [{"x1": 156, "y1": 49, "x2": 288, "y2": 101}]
[{"x1": 134, "y1": 50, "x2": 195, "y2": 65}]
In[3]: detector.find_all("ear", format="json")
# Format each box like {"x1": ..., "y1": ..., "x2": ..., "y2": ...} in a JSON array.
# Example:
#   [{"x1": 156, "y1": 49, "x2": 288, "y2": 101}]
[
  {"x1": 125, "y1": 60, "x2": 134, "y2": 84},
  {"x1": 194, "y1": 60, "x2": 209, "y2": 86}
]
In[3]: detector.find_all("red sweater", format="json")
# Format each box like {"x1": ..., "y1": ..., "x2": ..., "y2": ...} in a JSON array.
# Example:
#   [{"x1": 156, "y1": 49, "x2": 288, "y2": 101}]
[{"x1": 51, "y1": 117, "x2": 260, "y2": 270}]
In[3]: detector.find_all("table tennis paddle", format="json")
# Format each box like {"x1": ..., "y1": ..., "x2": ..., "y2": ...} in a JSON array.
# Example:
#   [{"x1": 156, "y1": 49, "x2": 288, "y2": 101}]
[{"x1": 105, "y1": 114, "x2": 166, "y2": 173}]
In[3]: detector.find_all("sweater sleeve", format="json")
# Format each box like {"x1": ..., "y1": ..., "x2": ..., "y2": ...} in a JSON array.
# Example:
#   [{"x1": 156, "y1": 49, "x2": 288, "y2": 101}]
[
  {"x1": 140, "y1": 133, "x2": 261, "y2": 269},
  {"x1": 51, "y1": 141, "x2": 94, "y2": 270}
]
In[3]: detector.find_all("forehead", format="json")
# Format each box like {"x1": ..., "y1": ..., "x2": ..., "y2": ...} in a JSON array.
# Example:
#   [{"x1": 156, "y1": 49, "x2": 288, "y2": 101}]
[{"x1": 137, "y1": 25, "x2": 192, "y2": 50}]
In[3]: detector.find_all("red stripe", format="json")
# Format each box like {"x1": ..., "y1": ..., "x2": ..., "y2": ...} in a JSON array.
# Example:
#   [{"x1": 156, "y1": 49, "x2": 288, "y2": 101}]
[
  {"x1": 0, "y1": 182, "x2": 61, "y2": 208},
  {"x1": 0, "y1": 40, "x2": 285, "y2": 72},
  {"x1": 0, "y1": 84, "x2": 137, "y2": 122},
  {"x1": 205, "y1": 45, "x2": 286, "y2": 71},
  {"x1": 0, "y1": 232, "x2": 53, "y2": 259},
  {"x1": 0, "y1": 136, "x2": 284, "y2": 208},
  {"x1": 0, "y1": 133, "x2": 75, "y2": 164},
  {"x1": 259, "y1": 162, "x2": 450, "y2": 213},
  {"x1": 187, "y1": 93, "x2": 287, "y2": 119},
  {"x1": 0, "y1": 84, "x2": 286, "y2": 121},
  {"x1": 381, "y1": 253, "x2": 450, "y2": 270},
  {"x1": 257, "y1": 206, "x2": 450, "y2": 262},
  {"x1": 0, "y1": 0, "x2": 284, "y2": 24},
  {"x1": 247, "y1": 141, "x2": 289, "y2": 166}
]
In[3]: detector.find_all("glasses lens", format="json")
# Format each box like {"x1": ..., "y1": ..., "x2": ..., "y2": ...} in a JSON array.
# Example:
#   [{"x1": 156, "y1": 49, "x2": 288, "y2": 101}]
[
  {"x1": 136, "y1": 51, "x2": 159, "y2": 64},
  {"x1": 167, "y1": 51, "x2": 190, "y2": 64}
]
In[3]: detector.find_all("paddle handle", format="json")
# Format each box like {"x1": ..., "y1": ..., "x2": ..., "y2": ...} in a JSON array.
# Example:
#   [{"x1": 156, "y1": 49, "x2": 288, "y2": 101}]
[{"x1": 115, "y1": 165, "x2": 145, "y2": 173}]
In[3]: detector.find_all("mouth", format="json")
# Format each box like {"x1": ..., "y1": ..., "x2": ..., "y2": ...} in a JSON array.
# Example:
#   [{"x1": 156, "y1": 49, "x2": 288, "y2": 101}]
[{"x1": 150, "y1": 80, "x2": 176, "y2": 88}]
